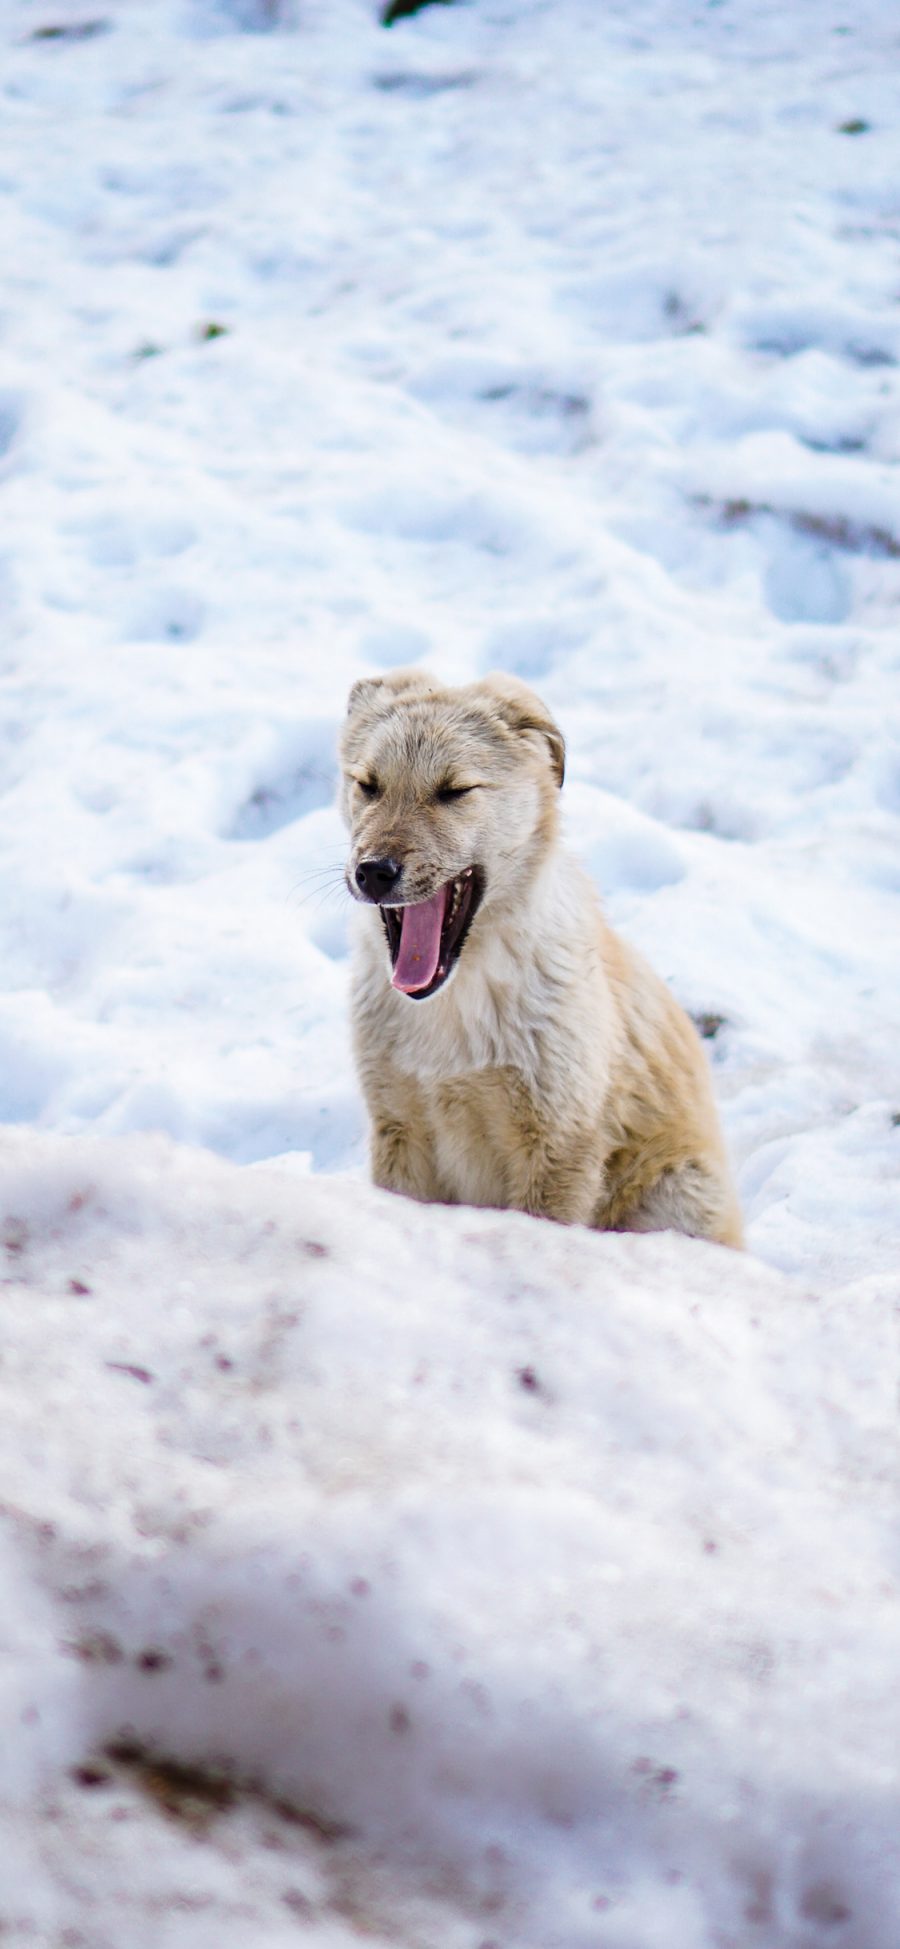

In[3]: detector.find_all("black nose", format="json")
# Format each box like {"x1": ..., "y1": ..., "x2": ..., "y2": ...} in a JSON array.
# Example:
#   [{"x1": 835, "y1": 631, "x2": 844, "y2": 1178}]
[{"x1": 355, "y1": 856, "x2": 402, "y2": 902}]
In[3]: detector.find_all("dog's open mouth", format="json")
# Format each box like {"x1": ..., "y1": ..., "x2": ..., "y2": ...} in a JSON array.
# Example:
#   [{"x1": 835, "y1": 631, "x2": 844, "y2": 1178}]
[{"x1": 381, "y1": 868, "x2": 484, "y2": 1000}]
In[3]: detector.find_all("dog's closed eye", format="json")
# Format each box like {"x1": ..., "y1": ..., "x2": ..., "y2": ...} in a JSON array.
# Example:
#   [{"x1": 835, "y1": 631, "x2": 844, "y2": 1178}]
[
  {"x1": 355, "y1": 777, "x2": 381, "y2": 799},
  {"x1": 434, "y1": 783, "x2": 476, "y2": 804}
]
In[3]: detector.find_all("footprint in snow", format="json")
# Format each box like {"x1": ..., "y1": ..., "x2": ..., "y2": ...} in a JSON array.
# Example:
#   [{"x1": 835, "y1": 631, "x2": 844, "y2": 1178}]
[
  {"x1": 0, "y1": 392, "x2": 24, "y2": 462},
  {"x1": 125, "y1": 587, "x2": 205, "y2": 643}
]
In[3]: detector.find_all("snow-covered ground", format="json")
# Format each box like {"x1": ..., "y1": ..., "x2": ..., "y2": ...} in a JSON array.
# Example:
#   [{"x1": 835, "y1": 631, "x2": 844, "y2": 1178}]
[
  {"x1": 0, "y1": 0, "x2": 898, "y2": 1941},
  {"x1": 2, "y1": 1132, "x2": 897, "y2": 1948}
]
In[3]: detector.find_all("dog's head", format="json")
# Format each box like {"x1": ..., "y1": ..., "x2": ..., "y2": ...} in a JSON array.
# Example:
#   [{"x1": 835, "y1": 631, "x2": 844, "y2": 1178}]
[{"x1": 340, "y1": 669, "x2": 565, "y2": 1000}]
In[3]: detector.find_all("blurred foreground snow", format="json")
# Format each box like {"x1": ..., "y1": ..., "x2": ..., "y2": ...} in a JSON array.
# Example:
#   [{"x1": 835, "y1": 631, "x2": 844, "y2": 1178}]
[{"x1": 1, "y1": 1131, "x2": 897, "y2": 1947}]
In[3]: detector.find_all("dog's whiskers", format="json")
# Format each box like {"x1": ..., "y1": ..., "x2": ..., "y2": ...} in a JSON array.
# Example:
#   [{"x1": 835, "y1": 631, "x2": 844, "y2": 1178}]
[{"x1": 287, "y1": 862, "x2": 349, "y2": 913}]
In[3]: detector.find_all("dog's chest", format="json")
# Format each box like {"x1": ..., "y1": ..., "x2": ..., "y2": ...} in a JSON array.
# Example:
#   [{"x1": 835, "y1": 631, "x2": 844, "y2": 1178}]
[
  {"x1": 424, "y1": 1068, "x2": 531, "y2": 1209},
  {"x1": 380, "y1": 952, "x2": 552, "y2": 1085}
]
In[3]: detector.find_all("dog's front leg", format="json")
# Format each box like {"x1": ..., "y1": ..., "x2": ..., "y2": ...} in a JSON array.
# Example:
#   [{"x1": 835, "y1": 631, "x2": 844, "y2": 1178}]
[
  {"x1": 507, "y1": 1136, "x2": 603, "y2": 1228},
  {"x1": 371, "y1": 1116, "x2": 443, "y2": 1206}
]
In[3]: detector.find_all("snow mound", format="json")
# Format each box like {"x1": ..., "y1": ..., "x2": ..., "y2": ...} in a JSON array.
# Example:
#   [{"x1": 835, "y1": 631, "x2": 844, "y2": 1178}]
[{"x1": 1, "y1": 1131, "x2": 896, "y2": 1947}]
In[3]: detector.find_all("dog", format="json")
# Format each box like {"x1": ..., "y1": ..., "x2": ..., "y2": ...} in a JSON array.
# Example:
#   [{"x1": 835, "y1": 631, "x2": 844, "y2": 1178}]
[{"x1": 340, "y1": 669, "x2": 742, "y2": 1247}]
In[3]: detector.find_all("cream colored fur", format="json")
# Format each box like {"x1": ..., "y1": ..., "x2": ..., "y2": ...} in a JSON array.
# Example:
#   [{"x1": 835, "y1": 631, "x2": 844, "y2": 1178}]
[{"x1": 340, "y1": 669, "x2": 743, "y2": 1248}]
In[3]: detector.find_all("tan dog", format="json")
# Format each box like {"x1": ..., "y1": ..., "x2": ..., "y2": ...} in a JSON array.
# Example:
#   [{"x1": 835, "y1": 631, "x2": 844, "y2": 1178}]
[{"x1": 340, "y1": 670, "x2": 742, "y2": 1247}]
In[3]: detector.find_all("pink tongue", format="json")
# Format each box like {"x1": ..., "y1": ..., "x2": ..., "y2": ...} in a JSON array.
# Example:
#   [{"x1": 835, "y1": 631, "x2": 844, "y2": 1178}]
[{"x1": 391, "y1": 886, "x2": 449, "y2": 993}]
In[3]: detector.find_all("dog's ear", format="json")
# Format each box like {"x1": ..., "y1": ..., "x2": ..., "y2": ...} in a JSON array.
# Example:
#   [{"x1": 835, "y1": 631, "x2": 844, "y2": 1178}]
[
  {"x1": 342, "y1": 668, "x2": 439, "y2": 762},
  {"x1": 471, "y1": 674, "x2": 566, "y2": 789}
]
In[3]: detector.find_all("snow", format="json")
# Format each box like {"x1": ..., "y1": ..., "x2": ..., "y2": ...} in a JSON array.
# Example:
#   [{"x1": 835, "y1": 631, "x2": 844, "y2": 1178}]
[
  {"x1": 0, "y1": 0, "x2": 898, "y2": 1941},
  {"x1": 2, "y1": 1132, "x2": 898, "y2": 1946}
]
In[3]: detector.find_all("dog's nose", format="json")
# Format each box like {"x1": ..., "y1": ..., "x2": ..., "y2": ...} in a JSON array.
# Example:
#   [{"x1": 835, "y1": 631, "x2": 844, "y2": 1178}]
[{"x1": 355, "y1": 856, "x2": 402, "y2": 902}]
